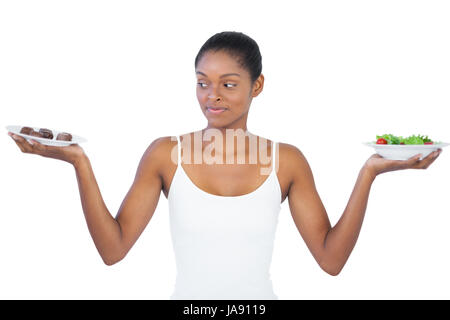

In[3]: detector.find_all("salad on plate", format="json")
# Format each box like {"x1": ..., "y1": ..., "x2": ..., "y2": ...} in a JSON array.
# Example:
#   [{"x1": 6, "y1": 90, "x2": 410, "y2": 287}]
[
  {"x1": 375, "y1": 134, "x2": 441, "y2": 145},
  {"x1": 365, "y1": 134, "x2": 447, "y2": 160}
]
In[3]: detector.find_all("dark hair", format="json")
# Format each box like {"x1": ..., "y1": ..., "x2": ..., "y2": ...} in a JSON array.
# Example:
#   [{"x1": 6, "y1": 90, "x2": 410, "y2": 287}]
[{"x1": 195, "y1": 31, "x2": 262, "y2": 84}]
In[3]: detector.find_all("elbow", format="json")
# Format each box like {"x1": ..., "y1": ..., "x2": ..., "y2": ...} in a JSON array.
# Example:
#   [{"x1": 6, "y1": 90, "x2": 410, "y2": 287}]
[
  {"x1": 325, "y1": 268, "x2": 341, "y2": 276},
  {"x1": 103, "y1": 257, "x2": 122, "y2": 266},
  {"x1": 319, "y1": 261, "x2": 343, "y2": 276},
  {"x1": 103, "y1": 258, "x2": 118, "y2": 266},
  {"x1": 102, "y1": 252, "x2": 125, "y2": 266},
  {"x1": 100, "y1": 242, "x2": 127, "y2": 266}
]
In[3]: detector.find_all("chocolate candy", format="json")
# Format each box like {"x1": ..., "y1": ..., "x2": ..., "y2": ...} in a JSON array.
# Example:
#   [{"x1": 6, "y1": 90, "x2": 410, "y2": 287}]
[
  {"x1": 20, "y1": 126, "x2": 34, "y2": 135},
  {"x1": 19, "y1": 126, "x2": 74, "y2": 142},
  {"x1": 56, "y1": 132, "x2": 72, "y2": 141},
  {"x1": 30, "y1": 130, "x2": 44, "y2": 138},
  {"x1": 39, "y1": 128, "x2": 54, "y2": 139}
]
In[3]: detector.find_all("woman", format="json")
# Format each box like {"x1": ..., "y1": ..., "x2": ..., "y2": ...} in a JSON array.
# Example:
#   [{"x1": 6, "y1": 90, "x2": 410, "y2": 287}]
[{"x1": 8, "y1": 31, "x2": 442, "y2": 299}]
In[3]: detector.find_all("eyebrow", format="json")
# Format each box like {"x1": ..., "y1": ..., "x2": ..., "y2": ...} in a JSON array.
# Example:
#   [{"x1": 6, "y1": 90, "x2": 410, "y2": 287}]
[{"x1": 196, "y1": 71, "x2": 241, "y2": 78}]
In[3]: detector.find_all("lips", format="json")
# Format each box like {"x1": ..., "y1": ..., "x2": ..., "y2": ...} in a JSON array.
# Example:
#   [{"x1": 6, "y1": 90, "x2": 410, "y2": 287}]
[
  {"x1": 207, "y1": 106, "x2": 227, "y2": 110},
  {"x1": 206, "y1": 106, "x2": 227, "y2": 115}
]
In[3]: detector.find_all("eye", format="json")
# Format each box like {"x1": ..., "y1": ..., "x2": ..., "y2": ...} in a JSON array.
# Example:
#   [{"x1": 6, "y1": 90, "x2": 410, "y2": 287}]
[
  {"x1": 224, "y1": 83, "x2": 236, "y2": 88},
  {"x1": 197, "y1": 82, "x2": 207, "y2": 88}
]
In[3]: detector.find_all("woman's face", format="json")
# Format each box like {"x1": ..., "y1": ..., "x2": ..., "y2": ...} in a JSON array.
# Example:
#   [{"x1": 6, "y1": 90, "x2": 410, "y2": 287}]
[{"x1": 195, "y1": 50, "x2": 263, "y2": 129}]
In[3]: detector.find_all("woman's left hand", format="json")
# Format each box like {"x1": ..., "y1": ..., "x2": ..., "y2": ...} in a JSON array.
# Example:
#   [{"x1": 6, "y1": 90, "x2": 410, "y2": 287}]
[{"x1": 364, "y1": 148, "x2": 442, "y2": 179}]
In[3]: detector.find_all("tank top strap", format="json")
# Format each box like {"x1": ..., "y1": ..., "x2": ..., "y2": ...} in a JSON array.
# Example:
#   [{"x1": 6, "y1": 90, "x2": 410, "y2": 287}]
[
  {"x1": 272, "y1": 140, "x2": 277, "y2": 173},
  {"x1": 176, "y1": 135, "x2": 181, "y2": 164}
]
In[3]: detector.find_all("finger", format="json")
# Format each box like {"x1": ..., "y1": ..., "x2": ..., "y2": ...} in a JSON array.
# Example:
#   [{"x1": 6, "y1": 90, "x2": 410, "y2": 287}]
[
  {"x1": 27, "y1": 138, "x2": 47, "y2": 155},
  {"x1": 10, "y1": 135, "x2": 27, "y2": 153},
  {"x1": 420, "y1": 150, "x2": 441, "y2": 169},
  {"x1": 407, "y1": 153, "x2": 423, "y2": 161},
  {"x1": 10, "y1": 134, "x2": 39, "y2": 154},
  {"x1": 409, "y1": 150, "x2": 438, "y2": 169},
  {"x1": 403, "y1": 153, "x2": 422, "y2": 168},
  {"x1": 10, "y1": 134, "x2": 31, "y2": 153}
]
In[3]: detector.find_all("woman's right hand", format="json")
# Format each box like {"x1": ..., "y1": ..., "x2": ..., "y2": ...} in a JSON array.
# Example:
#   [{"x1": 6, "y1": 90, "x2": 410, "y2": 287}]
[{"x1": 8, "y1": 132, "x2": 86, "y2": 166}]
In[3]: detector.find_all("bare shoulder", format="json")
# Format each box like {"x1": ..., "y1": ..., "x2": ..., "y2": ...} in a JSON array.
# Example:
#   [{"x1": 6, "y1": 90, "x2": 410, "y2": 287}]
[
  {"x1": 137, "y1": 136, "x2": 178, "y2": 179},
  {"x1": 277, "y1": 142, "x2": 312, "y2": 188},
  {"x1": 278, "y1": 142, "x2": 309, "y2": 167}
]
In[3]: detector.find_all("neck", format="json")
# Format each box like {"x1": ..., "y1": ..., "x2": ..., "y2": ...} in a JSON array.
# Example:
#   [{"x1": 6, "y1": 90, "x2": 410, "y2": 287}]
[{"x1": 197, "y1": 127, "x2": 256, "y2": 156}]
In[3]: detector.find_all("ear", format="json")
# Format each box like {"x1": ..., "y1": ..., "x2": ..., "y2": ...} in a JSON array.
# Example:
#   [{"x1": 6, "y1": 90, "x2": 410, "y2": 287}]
[{"x1": 251, "y1": 74, "x2": 264, "y2": 97}]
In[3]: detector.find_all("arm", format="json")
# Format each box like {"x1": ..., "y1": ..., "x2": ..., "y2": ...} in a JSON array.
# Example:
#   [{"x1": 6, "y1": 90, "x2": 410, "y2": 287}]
[
  {"x1": 285, "y1": 145, "x2": 441, "y2": 276},
  {"x1": 73, "y1": 137, "x2": 166, "y2": 265},
  {"x1": 8, "y1": 132, "x2": 169, "y2": 266},
  {"x1": 320, "y1": 166, "x2": 373, "y2": 275}
]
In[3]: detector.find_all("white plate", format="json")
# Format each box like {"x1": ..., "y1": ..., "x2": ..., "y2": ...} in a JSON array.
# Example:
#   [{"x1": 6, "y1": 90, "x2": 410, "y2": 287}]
[
  {"x1": 6, "y1": 125, "x2": 87, "y2": 147},
  {"x1": 364, "y1": 142, "x2": 449, "y2": 160}
]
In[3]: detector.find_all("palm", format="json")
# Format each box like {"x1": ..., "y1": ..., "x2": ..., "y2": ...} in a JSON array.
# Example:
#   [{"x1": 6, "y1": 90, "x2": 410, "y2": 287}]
[
  {"x1": 41, "y1": 143, "x2": 85, "y2": 162},
  {"x1": 9, "y1": 132, "x2": 85, "y2": 164},
  {"x1": 365, "y1": 150, "x2": 441, "y2": 177}
]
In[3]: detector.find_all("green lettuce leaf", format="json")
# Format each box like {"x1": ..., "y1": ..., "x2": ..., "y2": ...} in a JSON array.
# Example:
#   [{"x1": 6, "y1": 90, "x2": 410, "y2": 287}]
[{"x1": 375, "y1": 134, "x2": 435, "y2": 145}]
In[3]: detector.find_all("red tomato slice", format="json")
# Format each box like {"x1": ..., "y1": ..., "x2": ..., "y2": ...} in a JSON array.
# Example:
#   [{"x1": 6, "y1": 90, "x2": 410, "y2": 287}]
[
  {"x1": 376, "y1": 138, "x2": 388, "y2": 144},
  {"x1": 424, "y1": 142, "x2": 433, "y2": 145}
]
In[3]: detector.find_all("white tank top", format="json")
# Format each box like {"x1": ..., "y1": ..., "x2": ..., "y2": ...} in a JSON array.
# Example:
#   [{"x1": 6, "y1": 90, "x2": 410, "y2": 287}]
[{"x1": 168, "y1": 135, "x2": 282, "y2": 299}]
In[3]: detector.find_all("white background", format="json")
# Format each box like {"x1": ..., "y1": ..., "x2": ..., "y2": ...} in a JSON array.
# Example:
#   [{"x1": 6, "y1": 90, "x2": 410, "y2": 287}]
[{"x1": 1, "y1": 0, "x2": 449, "y2": 299}]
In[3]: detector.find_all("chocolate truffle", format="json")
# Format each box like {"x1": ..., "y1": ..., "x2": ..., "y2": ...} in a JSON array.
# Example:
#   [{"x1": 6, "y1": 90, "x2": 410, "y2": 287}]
[
  {"x1": 30, "y1": 130, "x2": 44, "y2": 138},
  {"x1": 56, "y1": 132, "x2": 72, "y2": 141},
  {"x1": 39, "y1": 128, "x2": 54, "y2": 139},
  {"x1": 20, "y1": 126, "x2": 34, "y2": 135}
]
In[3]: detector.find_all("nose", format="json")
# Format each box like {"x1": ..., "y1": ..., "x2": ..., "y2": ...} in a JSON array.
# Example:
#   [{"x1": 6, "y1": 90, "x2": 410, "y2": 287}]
[
  {"x1": 208, "y1": 93, "x2": 222, "y2": 102},
  {"x1": 207, "y1": 85, "x2": 222, "y2": 101},
  {"x1": 209, "y1": 96, "x2": 222, "y2": 102}
]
